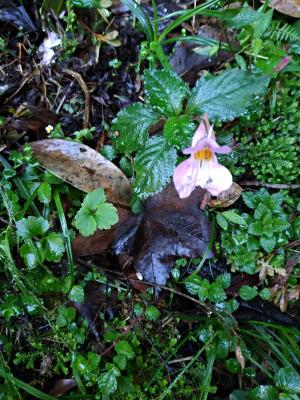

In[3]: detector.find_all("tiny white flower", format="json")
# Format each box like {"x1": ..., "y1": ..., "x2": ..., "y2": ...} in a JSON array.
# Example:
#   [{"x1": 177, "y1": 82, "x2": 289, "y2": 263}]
[
  {"x1": 136, "y1": 272, "x2": 143, "y2": 281},
  {"x1": 45, "y1": 125, "x2": 54, "y2": 133}
]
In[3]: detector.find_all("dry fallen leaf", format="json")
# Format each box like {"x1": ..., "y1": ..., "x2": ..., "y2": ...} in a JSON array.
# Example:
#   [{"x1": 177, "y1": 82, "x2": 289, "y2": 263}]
[
  {"x1": 208, "y1": 182, "x2": 243, "y2": 208},
  {"x1": 235, "y1": 344, "x2": 245, "y2": 370},
  {"x1": 30, "y1": 139, "x2": 131, "y2": 206},
  {"x1": 261, "y1": 0, "x2": 300, "y2": 17}
]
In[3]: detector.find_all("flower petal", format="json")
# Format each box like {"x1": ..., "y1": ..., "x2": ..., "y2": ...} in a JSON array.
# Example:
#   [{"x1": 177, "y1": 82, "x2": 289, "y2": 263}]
[
  {"x1": 196, "y1": 159, "x2": 232, "y2": 196},
  {"x1": 183, "y1": 138, "x2": 231, "y2": 155},
  {"x1": 173, "y1": 158, "x2": 198, "y2": 198}
]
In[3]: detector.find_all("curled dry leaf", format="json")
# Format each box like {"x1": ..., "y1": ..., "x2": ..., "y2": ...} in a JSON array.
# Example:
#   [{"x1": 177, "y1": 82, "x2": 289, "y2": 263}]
[
  {"x1": 235, "y1": 344, "x2": 245, "y2": 370},
  {"x1": 30, "y1": 139, "x2": 131, "y2": 206},
  {"x1": 261, "y1": 0, "x2": 300, "y2": 17},
  {"x1": 208, "y1": 182, "x2": 243, "y2": 208}
]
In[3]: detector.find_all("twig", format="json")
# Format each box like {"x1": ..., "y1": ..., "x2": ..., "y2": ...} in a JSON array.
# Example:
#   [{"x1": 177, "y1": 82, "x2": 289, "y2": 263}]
[
  {"x1": 241, "y1": 181, "x2": 300, "y2": 190},
  {"x1": 63, "y1": 69, "x2": 90, "y2": 128}
]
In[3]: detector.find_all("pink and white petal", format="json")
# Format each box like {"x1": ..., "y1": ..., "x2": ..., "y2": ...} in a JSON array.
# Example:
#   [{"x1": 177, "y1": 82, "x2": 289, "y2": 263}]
[
  {"x1": 200, "y1": 160, "x2": 233, "y2": 196},
  {"x1": 173, "y1": 158, "x2": 198, "y2": 198},
  {"x1": 191, "y1": 121, "x2": 207, "y2": 146},
  {"x1": 183, "y1": 138, "x2": 231, "y2": 155}
]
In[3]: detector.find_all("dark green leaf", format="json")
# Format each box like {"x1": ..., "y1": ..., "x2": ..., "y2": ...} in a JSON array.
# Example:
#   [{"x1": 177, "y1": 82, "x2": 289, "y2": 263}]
[
  {"x1": 37, "y1": 182, "x2": 51, "y2": 204},
  {"x1": 112, "y1": 103, "x2": 160, "y2": 154},
  {"x1": 208, "y1": 282, "x2": 226, "y2": 302},
  {"x1": 16, "y1": 217, "x2": 49, "y2": 239},
  {"x1": 260, "y1": 236, "x2": 276, "y2": 253},
  {"x1": 20, "y1": 242, "x2": 43, "y2": 269},
  {"x1": 272, "y1": 218, "x2": 290, "y2": 233},
  {"x1": 120, "y1": 0, "x2": 153, "y2": 42},
  {"x1": 222, "y1": 210, "x2": 247, "y2": 226},
  {"x1": 216, "y1": 213, "x2": 229, "y2": 230},
  {"x1": 187, "y1": 69, "x2": 269, "y2": 121},
  {"x1": 275, "y1": 367, "x2": 300, "y2": 394},
  {"x1": 248, "y1": 385, "x2": 278, "y2": 400},
  {"x1": 70, "y1": 0, "x2": 100, "y2": 7},
  {"x1": 98, "y1": 365, "x2": 120, "y2": 395},
  {"x1": 115, "y1": 341, "x2": 134, "y2": 359},
  {"x1": 163, "y1": 115, "x2": 196, "y2": 149},
  {"x1": 44, "y1": 232, "x2": 65, "y2": 262},
  {"x1": 41, "y1": 0, "x2": 66, "y2": 15},
  {"x1": 226, "y1": 7, "x2": 263, "y2": 28},
  {"x1": 248, "y1": 221, "x2": 264, "y2": 236},
  {"x1": 144, "y1": 69, "x2": 189, "y2": 116},
  {"x1": 242, "y1": 192, "x2": 256, "y2": 209},
  {"x1": 133, "y1": 136, "x2": 177, "y2": 199},
  {"x1": 145, "y1": 306, "x2": 160, "y2": 321},
  {"x1": 239, "y1": 285, "x2": 258, "y2": 301},
  {"x1": 216, "y1": 273, "x2": 231, "y2": 289},
  {"x1": 254, "y1": 203, "x2": 270, "y2": 220}
]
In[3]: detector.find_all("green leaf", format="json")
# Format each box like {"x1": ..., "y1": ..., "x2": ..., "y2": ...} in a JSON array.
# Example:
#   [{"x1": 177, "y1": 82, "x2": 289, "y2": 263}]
[
  {"x1": 216, "y1": 214, "x2": 229, "y2": 230},
  {"x1": 145, "y1": 306, "x2": 160, "y2": 321},
  {"x1": 133, "y1": 136, "x2": 177, "y2": 199},
  {"x1": 259, "y1": 288, "x2": 271, "y2": 300},
  {"x1": 248, "y1": 221, "x2": 264, "y2": 236},
  {"x1": 98, "y1": 365, "x2": 120, "y2": 395},
  {"x1": 113, "y1": 354, "x2": 127, "y2": 370},
  {"x1": 208, "y1": 282, "x2": 226, "y2": 302},
  {"x1": 187, "y1": 69, "x2": 269, "y2": 121},
  {"x1": 112, "y1": 103, "x2": 161, "y2": 154},
  {"x1": 226, "y1": 7, "x2": 263, "y2": 28},
  {"x1": 254, "y1": 203, "x2": 270, "y2": 220},
  {"x1": 248, "y1": 385, "x2": 278, "y2": 400},
  {"x1": 222, "y1": 210, "x2": 247, "y2": 226},
  {"x1": 70, "y1": 0, "x2": 100, "y2": 7},
  {"x1": 69, "y1": 285, "x2": 84, "y2": 303},
  {"x1": 184, "y1": 274, "x2": 205, "y2": 296},
  {"x1": 216, "y1": 273, "x2": 231, "y2": 289},
  {"x1": 16, "y1": 217, "x2": 49, "y2": 239},
  {"x1": 253, "y1": 10, "x2": 273, "y2": 39},
  {"x1": 115, "y1": 341, "x2": 134, "y2": 359},
  {"x1": 74, "y1": 208, "x2": 97, "y2": 237},
  {"x1": 74, "y1": 188, "x2": 118, "y2": 236},
  {"x1": 99, "y1": 145, "x2": 116, "y2": 161},
  {"x1": 242, "y1": 192, "x2": 256, "y2": 209},
  {"x1": 163, "y1": 115, "x2": 196, "y2": 149},
  {"x1": 275, "y1": 367, "x2": 300, "y2": 394},
  {"x1": 120, "y1": 0, "x2": 153, "y2": 42},
  {"x1": 56, "y1": 306, "x2": 76, "y2": 327},
  {"x1": 260, "y1": 236, "x2": 276, "y2": 253},
  {"x1": 272, "y1": 218, "x2": 290, "y2": 233},
  {"x1": 41, "y1": 0, "x2": 66, "y2": 15},
  {"x1": 37, "y1": 182, "x2": 51, "y2": 204},
  {"x1": 20, "y1": 242, "x2": 43, "y2": 269},
  {"x1": 239, "y1": 285, "x2": 258, "y2": 301},
  {"x1": 144, "y1": 69, "x2": 188, "y2": 116},
  {"x1": 44, "y1": 232, "x2": 65, "y2": 262}
]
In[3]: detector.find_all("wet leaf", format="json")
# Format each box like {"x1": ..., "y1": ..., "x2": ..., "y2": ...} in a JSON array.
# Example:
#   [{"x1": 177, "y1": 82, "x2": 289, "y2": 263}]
[
  {"x1": 114, "y1": 183, "x2": 212, "y2": 288},
  {"x1": 30, "y1": 139, "x2": 131, "y2": 206},
  {"x1": 263, "y1": 0, "x2": 300, "y2": 18}
]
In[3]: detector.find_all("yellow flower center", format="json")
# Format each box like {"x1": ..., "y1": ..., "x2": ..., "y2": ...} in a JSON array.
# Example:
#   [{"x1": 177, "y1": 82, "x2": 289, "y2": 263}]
[{"x1": 194, "y1": 147, "x2": 213, "y2": 161}]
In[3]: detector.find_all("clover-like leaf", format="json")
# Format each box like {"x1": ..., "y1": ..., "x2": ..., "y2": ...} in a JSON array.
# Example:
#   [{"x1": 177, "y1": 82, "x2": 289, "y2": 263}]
[
  {"x1": 187, "y1": 69, "x2": 269, "y2": 121},
  {"x1": 16, "y1": 216, "x2": 49, "y2": 239},
  {"x1": 74, "y1": 188, "x2": 118, "y2": 237},
  {"x1": 44, "y1": 232, "x2": 65, "y2": 262}
]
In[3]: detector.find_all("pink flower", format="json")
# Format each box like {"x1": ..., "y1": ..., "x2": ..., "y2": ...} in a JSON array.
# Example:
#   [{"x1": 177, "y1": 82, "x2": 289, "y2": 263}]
[{"x1": 173, "y1": 116, "x2": 232, "y2": 198}]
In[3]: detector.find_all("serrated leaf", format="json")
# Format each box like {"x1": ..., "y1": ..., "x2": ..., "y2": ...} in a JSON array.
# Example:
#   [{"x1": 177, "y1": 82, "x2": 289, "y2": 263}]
[
  {"x1": 222, "y1": 210, "x2": 247, "y2": 226},
  {"x1": 163, "y1": 115, "x2": 196, "y2": 149},
  {"x1": 74, "y1": 208, "x2": 98, "y2": 237},
  {"x1": 115, "y1": 341, "x2": 134, "y2": 359},
  {"x1": 112, "y1": 103, "x2": 161, "y2": 154},
  {"x1": 16, "y1": 216, "x2": 49, "y2": 239},
  {"x1": 254, "y1": 203, "x2": 270, "y2": 220},
  {"x1": 94, "y1": 203, "x2": 119, "y2": 229},
  {"x1": 98, "y1": 366, "x2": 120, "y2": 395},
  {"x1": 187, "y1": 69, "x2": 269, "y2": 121},
  {"x1": 248, "y1": 221, "x2": 264, "y2": 236},
  {"x1": 275, "y1": 367, "x2": 300, "y2": 394},
  {"x1": 37, "y1": 182, "x2": 52, "y2": 204},
  {"x1": 144, "y1": 69, "x2": 188, "y2": 116},
  {"x1": 239, "y1": 285, "x2": 258, "y2": 300},
  {"x1": 226, "y1": 7, "x2": 263, "y2": 28},
  {"x1": 242, "y1": 192, "x2": 256, "y2": 209},
  {"x1": 216, "y1": 273, "x2": 231, "y2": 289},
  {"x1": 248, "y1": 385, "x2": 278, "y2": 400},
  {"x1": 208, "y1": 282, "x2": 226, "y2": 302},
  {"x1": 133, "y1": 136, "x2": 177, "y2": 199},
  {"x1": 83, "y1": 187, "x2": 106, "y2": 208},
  {"x1": 272, "y1": 217, "x2": 290, "y2": 233},
  {"x1": 260, "y1": 236, "x2": 276, "y2": 252},
  {"x1": 44, "y1": 232, "x2": 65, "y2": 262}
]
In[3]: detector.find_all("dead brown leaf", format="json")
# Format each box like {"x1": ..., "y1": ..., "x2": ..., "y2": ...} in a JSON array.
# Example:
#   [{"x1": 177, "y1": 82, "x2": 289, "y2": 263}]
[
  {"x1": 235, "y1": 344, "x2": 245, "y2": 370},
  {"x1": 208, "y1": 182, "x2": 243, "y2": 208},
  {"x1": 30, "y1": 139, "x2": 131, "y2": 206},
  {"x1": 262, "y1": 0, "x2": 300, "y2": 17}
]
